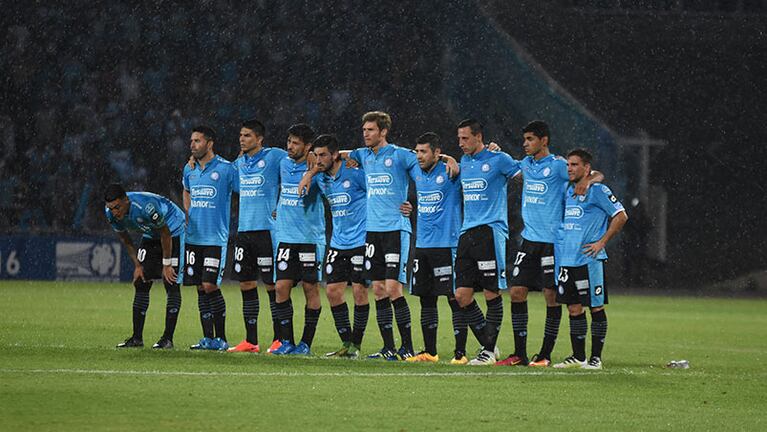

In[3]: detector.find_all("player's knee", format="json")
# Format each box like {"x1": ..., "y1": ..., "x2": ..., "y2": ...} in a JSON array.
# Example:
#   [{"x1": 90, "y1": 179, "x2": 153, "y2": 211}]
[
  {"x1": 134, "y1": 279, "x2": 152, "y2": 292},
  {"x1": 567, "y1": 304, "x2": 583, "y2": 316},
  {"x1": 484, "y1": 289, "x2": 500, "y2": 301},
  {"x1": 240, "y1": 281, "x2": 257, "y2": 291},
  {"x1": 510, "y1": 286, "x2": 527, "y2": 302},
  {"x1": 201, "y1": 283, "x2": 217, "y2": 293},
  {"x1": 454, "y1": 289, "x2": 472, "y2": 307}
]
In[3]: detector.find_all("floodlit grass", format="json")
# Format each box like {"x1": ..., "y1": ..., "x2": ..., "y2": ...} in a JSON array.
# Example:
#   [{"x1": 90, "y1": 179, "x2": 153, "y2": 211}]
[{"x1": 1, "y1": 280, "x2": 765, "y2": 431}]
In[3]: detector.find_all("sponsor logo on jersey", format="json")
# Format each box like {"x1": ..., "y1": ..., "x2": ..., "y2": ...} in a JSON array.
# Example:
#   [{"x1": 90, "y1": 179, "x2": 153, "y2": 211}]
[
  {"x1": 190, "y1": 186, "x2": 217, "y2": 199},
  {"x1": 461, "y1": 178, "x2": 488, "y2": 192},
  {"x1": 327, "y1": 192, "x2": 351, "y2": 207},
  {"x1": 565, "y1": 206, "x2": 584, "y2": 219},
  {"x1": 240, "y1": 174, "x2": 265, "y2": 186},
  {"x1": 525, "y1": 181, "x2": 548, "y2": 194},
  {"x1": 367, "y1": 173, "x2": 393, "y2": 186}
]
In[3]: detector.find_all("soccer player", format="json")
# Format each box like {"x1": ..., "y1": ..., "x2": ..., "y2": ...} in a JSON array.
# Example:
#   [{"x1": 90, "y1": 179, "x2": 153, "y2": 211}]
[
  {"x1": 182, "y1": 125, "x2": 238, "y2": 351},
  {"x1": 553, "y1": 148, "x2": 627, "y2": 370},
  {"x1": 270, "y1": 124, "x2": 325, "y2": 356},
  {"x1": 312, "y1": 134, "x2": 370, "y2": 358},
  {"x1": 227, "y1": 119, "x2": 286, "y2": 354},
  {"x1": 399, "y1": 132, "x2": 472, "y2": 364},
  {"x1": 497, "y1": 121, "x2": 603, "y2": 367},
  {"x1": 347, "y1": 111, "x2": 417, "y2": 360},
  {"x1": 454, "y1": 119, "x2": 521, "y2": 365},
  {"x1": 105, "y1": 184, "x2": 184, "y2": 349}
]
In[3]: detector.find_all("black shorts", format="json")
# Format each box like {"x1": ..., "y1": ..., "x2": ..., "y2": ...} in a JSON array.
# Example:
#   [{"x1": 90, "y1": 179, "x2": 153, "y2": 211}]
[
  {"x1": 555, "y1": 261, "x2": 608, "y2": 308},
  {"x1": 137, "y1": 236, "x2": 182, "y2": 280},
  {"x1": 363, "y1": 231, "x2": 410, "y2": 284},
  {"x1": 231, "y1": 230, "x2": 275, "y2": 283},
  {"x1": 411, "y1": 247, "x2": 455, "y2": 297},
  {"x1": 509, "y1": 239, "x2": 556, "y2": 290},
  {"x1": 455, "y1": 225, "x2": 508, "y2": 292},
  {"x1": 182, "y1": 243, "x2": 225, "y2": 286},
  {"x1": 276, "y1": 242, "x2": 323, "y2": 283},
  {"x1": 325, "y1": 246, "x2": 367, "y2": 286}
]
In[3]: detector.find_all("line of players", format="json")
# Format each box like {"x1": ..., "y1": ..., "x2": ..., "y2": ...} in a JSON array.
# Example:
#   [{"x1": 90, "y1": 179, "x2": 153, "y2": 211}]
[{"x1": 105, "y1": 111, "x2": 627, "y2": 369}]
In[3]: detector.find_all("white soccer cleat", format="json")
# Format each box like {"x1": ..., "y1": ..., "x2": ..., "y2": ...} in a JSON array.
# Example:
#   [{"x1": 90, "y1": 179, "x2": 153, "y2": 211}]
[
  {"x1": 582, "y1": 356, "x2": 603, "y2": 370},
  {"x1": 468, "y1": 349, "x2": 496, "y2": 365},
  {"x1": 553, "y1": 355, "x2": 587, "y2": 369}
]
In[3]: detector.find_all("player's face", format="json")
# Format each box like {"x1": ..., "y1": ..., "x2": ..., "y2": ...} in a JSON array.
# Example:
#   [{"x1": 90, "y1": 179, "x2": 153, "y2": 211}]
[
  {"x1": 458, "y1": 127, "x2": 482, "y2": 155},
  {"x1": 362, "y1": 121, "x2": 386, "y2": 148},
  {"x1": 314, "y1": 147, "x2": 336, "y2": 173},
  {"x1": 239, "y1": 127, "x2": 263, "y2": 153},
  {"x1": 415, "y1": 143, "x2": 440, "y2": 170},
  {"x1": 106, "y1": 197, "x2": 129, "y2": 220},
  {"x1": 190, "y1": 132, "x2": 212, "y2": 159},
  {"x1": 567, "y1": 155, "x2": 590, "y2": 183},
  {"x1": 523, "y1": 132, "x2": 548, "y2": 157},
  {"x1": 287, "y1": 134, "x2": 310, "y2": 160}
]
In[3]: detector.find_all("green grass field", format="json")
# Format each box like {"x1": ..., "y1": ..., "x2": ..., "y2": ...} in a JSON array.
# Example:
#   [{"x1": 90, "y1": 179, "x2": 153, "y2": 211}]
[{"x1": 1, "y1": 280, "x2": 765, "y2": 431}]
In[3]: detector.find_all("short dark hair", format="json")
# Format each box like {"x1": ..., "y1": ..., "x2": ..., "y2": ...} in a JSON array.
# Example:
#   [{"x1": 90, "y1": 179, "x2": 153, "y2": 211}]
[
  {"x1": 312, "y1": 134, "x2": 339, "y2": 153},
  {"x1": 242, "y1": 118, "x2": 265, "y2": 137},
  {"x1": 192, "y1": 125, "x2": 217, "y2": 142},
  {"x1": 457, "y1": 118, "x2": 482, "y2": 135},
  {"x1": 287, "y1": 123, "x2": 315, "y2": 145},
  {"x1": 567, "y1": 148, "x2": 593, "y2": 165},
  {"x1": 416, "y1": 132, "x2": 440, "y2": 151},
  {"x1": 104, "y1": 183, "x2": 127, "y2": 202},
  {"x1": 522, "y1": 120, "x2": 549, "y2": 139},
  {"x1": 361, "y1": 111, "x2": 392, "y2": 132}
]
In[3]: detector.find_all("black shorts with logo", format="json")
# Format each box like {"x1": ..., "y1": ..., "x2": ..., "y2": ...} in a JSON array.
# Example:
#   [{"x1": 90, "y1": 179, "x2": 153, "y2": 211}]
[
  {"x1": 137, "y1": 236, "x2": 182, "y2": 281},
  {"x1": 509, "y1": 239, "x2": 556, "y2": 291},
  {"x1": 231, "y1": 230, "x2": 275, "y2": 283},
  {"x1": 455, "y1": 225, "x2": 507, "y2": 292},
  {"x1": 276, "y1": 242, "x2": 322, "y2": 283},
  {"x1": 183, "y1": 243, "x2": 225, "y2": 286},
  {"x1": 411, "y1": 247, "x2": 455, "y2": 297},
  {"x1": 325, "y1": 246, "x2": 367, "y2": 286},
  {"x1": 363, "y1": 231, "x2": 409, "y2": 284},
  {"x1": 555, "y1": 261, "x2": 608, "y2": 308}
]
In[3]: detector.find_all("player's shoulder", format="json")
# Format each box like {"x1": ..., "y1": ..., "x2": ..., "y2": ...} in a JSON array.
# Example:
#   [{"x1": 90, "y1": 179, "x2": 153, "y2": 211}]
[{"x1": 267, "y1": 147, "x2": 288, "y2": 158}]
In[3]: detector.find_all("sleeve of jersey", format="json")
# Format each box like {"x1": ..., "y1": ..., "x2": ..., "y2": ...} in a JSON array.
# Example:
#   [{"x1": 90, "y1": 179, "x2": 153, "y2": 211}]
[
  {"x1": 353, "y1": 168, "x2": 367, "y2": 192},
  {"x1": 106, "y1": 211, "x2": 126, "y2": 233},
  {"x1": 555, "y1": 158, "x2": 569, "y2": 180},
  {"x1": 400, "y1": 148, "x2": 418, "y2": 172},
  {"x1": 232, "y1": 159, "x2": 241, "y2": 194},
  {"x1": 348, "y1": 148, "x2": 363, "y2": 167},
  {"x1": 595, "y1": 185, "x2": 625, "y2": 217},
  {"x1": 144, "y1": 198, "x2": 166, "y2": 229},
  {"x1": 182, "y1": 166, "x2": 190, "y2": 191},
  {"x1": 501, "y1": 153, "x2": 522, "y2": 178}
]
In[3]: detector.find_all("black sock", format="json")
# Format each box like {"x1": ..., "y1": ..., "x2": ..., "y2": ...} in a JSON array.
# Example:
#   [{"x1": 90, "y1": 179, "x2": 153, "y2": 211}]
[
  {"x1": 162, "y1": 281, "x2": 181, "y2": 340},
  {"x1": 197, "y1": 289, "x2": 214, "y2": 338},
  {"x1": 420, "y1": 296, "x2": 438, "y2": 355},
  {"x1": 392, "y1": 296, "x2": 413, "y2": 351},
  {"x1": 132, "y1": 280, "x2": 152, "y2": 340},
  {"x1": 275, "y1": 299, "x2": 294, "y2": 344},
  {"x1": 331, "y1": 303, "x2": 352, "y2": 343},
  {"x1": 268, "y1": 289, "x2": 278, "y2": 341},
  {"x1": 375, "y1": 298, "x2": 395, "y2": 350},
  {"x1": 539, "y1": 305, "x2": 562, "y2": 359},
  {"x1": 511, "y1": 301, "x2": 528, "y2": 359},
  {"x1": 485, "y1": 296, "x2": 504, "y2": 351},
  {"x1": 590, "y1": 309, "x2": 607, "y2": 359},
  {"x1": 463, "y1": 300, "x2": 488, "y2": 347},
  {"x1": 570, "y1": 312, "x2": 588, "y2": 361},
  {"x1": 449, "y1": 298, "x2": 467, "y2": 356},
  {"x1": 242, "y1": 289, "x2": 259, "y2": 345},
  {"x1": 207, "y1": 289, "x2": 227, "y2": 342},
  {"x1": 300, "y1": 307, "x2": 321, "y2": 347},
  {"x1": 352, "y1": 303, "x2": 369, "y2": 346}
]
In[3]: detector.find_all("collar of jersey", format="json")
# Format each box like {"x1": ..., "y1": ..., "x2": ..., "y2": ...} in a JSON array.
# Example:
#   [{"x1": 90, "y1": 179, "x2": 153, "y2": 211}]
[
  {"x1": 194, "y1": 155, "x2": 220, "y2": 172},
  {"x1": 244, "y1": 148, "x2": 267, "y2": 164},
  {"x1": 420, "y1": 160, "x2": 444, "y2": 177},
  {"x1": 371, "y1": 143, "x2": 396, "y2": 158},
  {"x1": 529, "y1": 154, "x2": 554, "y2": 165},
  {"x1": 467, "y1": 147, "x2": 492, "y2": 161}
]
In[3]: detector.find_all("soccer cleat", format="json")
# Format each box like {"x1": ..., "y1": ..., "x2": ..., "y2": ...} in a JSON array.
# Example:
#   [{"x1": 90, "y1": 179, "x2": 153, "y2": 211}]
[
  {"x1": 152, "y1": 338, "x2": 174, "y2": 349},
  {"x1": 288, "y1": 341, "x2": 311, "y2": 356},
  {"x1": 495, "y1": 354, "x2": 528, "y2": 366},
  {"x1": 326, "y1": 341, "x2": 357, "y2": 358},
  {"x1": 227, "y1": 340, "x2": 260, "y2": 353},
  {"x1": 190, "y1": 337, "x2": 213, "y2": 350},
  {"x1": 396, "y1": 346, "x2": 415, "y2": 361},
  {"x1": 367, "y1": 347, "x2": 396, "y2": 360},
  {"x1": 267, "y1": 339, "x2": 282, "y2": 354},
  {"x1": 271, "y1": 340, "x2": 296, "y2": 355},
  {"x1": 450, "y1": 354, "x2": 469, "y2": 365},
  {"x1": 528, "y1": 353, "x2": 551, "y2": 367},
  {"x1": 553, "y1": 355, "x2": 587, "y2": 369},
  {"x1": 468, "y1": 349, "x2": 496, "y2": 365},
  {"x1": 583, "y1": 356, "x2": 603, "y2": 370},
  {"x1": 405, "y1": 351, "x2": 439, "y2": 363},
  {"x1": 209, "y1": 337, "x2": 229, "y2": 351},
  {"x1": 116, "y1": 336, "x2": 143, "y2": 348}
]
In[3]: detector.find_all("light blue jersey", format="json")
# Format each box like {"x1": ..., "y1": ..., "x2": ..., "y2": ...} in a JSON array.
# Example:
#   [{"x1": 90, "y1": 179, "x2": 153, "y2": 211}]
[
  {"x1": 557, "y1": 183, "x2": 625, "y2": 267},
  {"x1": 233, "y1": 147, "x2": 287, "y2": 232},
  {"x1": 520, "y1": 155, "x2": 569, "y2": 244},
  {"x1": 459, "y1": 149, "x2": 521, "y2": 236},
  {"x1": 349, "y1": 144, "x2": 417, "y2": 233},
  {"x1": 106, "y1": 192, "x2": 185, "y2": 239},
  {"x1": 411, "y1": 161, "x2": 462, "y2": 248},
  {"x1": 275, "y1": 157, "x2": 326, "y2": 245},
  {"x1": 318, "y1": 163, "x2": 367, "y2": 250},
  {"x1": 182, "y1": 155, "x2": 237, "y2": 246}
]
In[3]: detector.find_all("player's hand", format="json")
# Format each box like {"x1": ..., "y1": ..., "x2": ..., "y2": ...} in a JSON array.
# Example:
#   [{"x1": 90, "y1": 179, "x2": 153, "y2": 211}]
[
  {"x1": 271, "y1": 210, "x2": 277, "y2": 219},
  {"x1": 582, "y1": 240, "x2": 606, "y2": 258},
  {"x1": 133, "y1": 265, "x2": 146, "y2": 283},
  {"x1": 345, "y1": 158, "x2": 360, "y2": 168},
  {"x1": 187, "y1": 155, "x2": 196, "y2": 169},
  {"x1": 487, "y1": 141, "x2": 502, "y2": 152},
  {"x1": 400, "y1": 201, "x2": 413, "y2": 217},
  {"x1": 573, "y1": 177, "x2": 592, "y2": 196},
  {"x1": 306, "y1": 151, "x2": 317, "y2": 171},
  {"x1": 298, "y1": 173, "x2": 314, "y2": 197},
  {"x1": 443, "y1": 155, "x2": 460, "y2": 178},
  {"x1": 162, "y1": 265, "x2": 177, "y2": 284}
]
